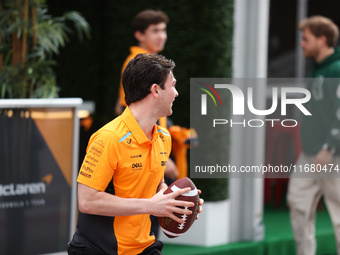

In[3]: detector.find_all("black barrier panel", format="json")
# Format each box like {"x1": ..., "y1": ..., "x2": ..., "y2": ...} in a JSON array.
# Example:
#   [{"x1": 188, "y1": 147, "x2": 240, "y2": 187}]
[{"x1": 0, "y1": 109, "x2": 71, "y2": 255}]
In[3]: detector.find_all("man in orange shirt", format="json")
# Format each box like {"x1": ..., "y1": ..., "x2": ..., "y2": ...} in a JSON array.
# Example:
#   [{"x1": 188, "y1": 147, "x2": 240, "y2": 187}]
[
  {"x1": 114, "y1": 11, "x2": 179, "y2": 239},
  {"x1": 115, "y1": 9, "x2": 178, "y2": 177},
  {"x1": 115, "y1": 10, "x2": 169, "y2": 116},
  {"x1": 68, "y1": 54, "x2": 203, "y2": 255}
]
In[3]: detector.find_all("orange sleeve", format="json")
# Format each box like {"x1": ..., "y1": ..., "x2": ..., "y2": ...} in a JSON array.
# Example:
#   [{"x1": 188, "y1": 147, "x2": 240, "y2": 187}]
[{"x1": 77, "y1": 131, "x2": 120, "y2": 191}]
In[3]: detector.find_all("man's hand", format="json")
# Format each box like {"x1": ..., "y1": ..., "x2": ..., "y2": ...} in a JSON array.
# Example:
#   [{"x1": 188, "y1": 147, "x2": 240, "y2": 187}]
[
  {"x1": 148, "y1": 187, "x2": 194, "y2": 224},
  {"x1": 196, "y1": 189, "x2": 204, "y2": 220},
  {"x1": 314, "y1": 149, "x2": 333, "y2": 167}
]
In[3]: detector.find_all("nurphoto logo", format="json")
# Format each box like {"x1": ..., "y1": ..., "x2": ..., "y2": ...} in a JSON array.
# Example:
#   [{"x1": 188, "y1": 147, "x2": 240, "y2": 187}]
[
  {"x1": 197, "y1": 82, "x2": 223, "y2": 115},
  {"x1": 198, "y1": 83, "x2": 312, "y2": 128}
]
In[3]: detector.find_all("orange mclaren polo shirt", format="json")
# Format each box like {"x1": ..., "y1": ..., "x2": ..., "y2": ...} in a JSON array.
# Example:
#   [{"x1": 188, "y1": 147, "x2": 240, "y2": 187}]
[{"x1": 77, "y1": 107, "x2": 171, "y2": 255}]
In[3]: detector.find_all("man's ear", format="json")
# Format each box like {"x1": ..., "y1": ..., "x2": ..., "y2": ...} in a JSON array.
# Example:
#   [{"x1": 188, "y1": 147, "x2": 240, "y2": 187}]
[
  {"x1": 135, "y1": 30, "x2": 144, "y2": 43},
  {"x1": 319, "y1": 35, "x2": 328, "y2": 47},
  {"x1": 150, "y1": 84, "x2": 160, "y2": 98}
]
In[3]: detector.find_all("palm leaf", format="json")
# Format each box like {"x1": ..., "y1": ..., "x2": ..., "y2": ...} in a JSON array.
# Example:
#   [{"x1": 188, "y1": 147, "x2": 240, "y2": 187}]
[{"x1": 0, "y1": 1, "x2": 91, "y2": 98}]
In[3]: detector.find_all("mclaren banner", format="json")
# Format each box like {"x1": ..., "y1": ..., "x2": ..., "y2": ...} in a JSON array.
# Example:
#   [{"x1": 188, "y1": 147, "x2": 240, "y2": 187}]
[{"x1": 0, "y1": 106, "x2": 78, "y2": 255}]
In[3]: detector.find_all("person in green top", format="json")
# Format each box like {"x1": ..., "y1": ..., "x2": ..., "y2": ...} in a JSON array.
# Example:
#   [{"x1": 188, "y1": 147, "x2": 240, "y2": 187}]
[{"x1": 287, "y1": 16, "x2": 340, "y2": 255}]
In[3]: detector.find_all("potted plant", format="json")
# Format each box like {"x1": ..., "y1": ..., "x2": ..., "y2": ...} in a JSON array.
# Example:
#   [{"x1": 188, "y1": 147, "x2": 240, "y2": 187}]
[{"x1": 0, "y1": 0, "x2": 90, "y2": 98}]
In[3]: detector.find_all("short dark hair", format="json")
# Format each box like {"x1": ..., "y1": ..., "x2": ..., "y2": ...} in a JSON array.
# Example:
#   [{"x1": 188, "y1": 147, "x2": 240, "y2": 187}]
[
  {"x1": 132, "y1": 10, "x2": 169, "y2": 34},
  {"x1": 122, "y1": 54, "x2": 175, "y2": 105},
  {"x1": 299, "y1": 16, "x2": 339, "y2": 47}
]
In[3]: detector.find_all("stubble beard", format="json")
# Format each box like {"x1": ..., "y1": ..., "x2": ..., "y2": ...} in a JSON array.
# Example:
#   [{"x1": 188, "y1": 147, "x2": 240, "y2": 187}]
[{"x1": 303, "y1": 47, "x2": 320, "y2": 60}]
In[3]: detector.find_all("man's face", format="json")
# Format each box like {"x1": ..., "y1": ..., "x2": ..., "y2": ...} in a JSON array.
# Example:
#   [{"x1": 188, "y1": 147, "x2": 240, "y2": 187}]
[
  {"x1": 158, "y1": 71, "x2": 178, "y2": 116},
  {"x1": 138, "y1": 22, "x2": 167, "y2": 54},
  {"x1": 300, "y1": 28, "x2": 322, "y2": 59}
]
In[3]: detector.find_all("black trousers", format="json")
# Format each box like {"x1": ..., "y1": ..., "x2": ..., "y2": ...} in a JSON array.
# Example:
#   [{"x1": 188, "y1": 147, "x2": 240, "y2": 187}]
[
  {"x1": 68, "y1": 239, "x2": 163, "y2": 255},
  {"x1": 68, "y1": 244, "x2": 103, "y2": 255},
  {"x1": 139, "y1": 240, "x2": 163, "y2": 255}
]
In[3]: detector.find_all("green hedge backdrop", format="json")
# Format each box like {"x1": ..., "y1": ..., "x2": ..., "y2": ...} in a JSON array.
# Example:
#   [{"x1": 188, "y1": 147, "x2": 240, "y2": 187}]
[{"x1": 47, "y1": 0, "x2": 233, "y2": 201}]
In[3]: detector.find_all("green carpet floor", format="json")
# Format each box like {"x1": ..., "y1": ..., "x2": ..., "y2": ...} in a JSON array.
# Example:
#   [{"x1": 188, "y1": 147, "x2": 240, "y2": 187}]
[{"x1": 162, "y1": 205, "x2": 337, "y2": 255}]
